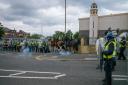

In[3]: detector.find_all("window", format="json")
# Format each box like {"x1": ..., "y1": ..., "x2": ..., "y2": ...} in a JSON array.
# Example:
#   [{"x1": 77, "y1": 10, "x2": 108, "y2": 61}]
[{"x1": 93, "y1": 21, "x2": 94, "y2": 28}]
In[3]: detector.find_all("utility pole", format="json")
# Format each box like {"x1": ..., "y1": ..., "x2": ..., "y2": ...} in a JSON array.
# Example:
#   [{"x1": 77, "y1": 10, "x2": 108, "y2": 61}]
[
  {"x1": 64, "y1": 0, "x2": 67, "y2": 50},
  {"x1": 65, "y1": 0, "x2": 66, "y2": 34}
]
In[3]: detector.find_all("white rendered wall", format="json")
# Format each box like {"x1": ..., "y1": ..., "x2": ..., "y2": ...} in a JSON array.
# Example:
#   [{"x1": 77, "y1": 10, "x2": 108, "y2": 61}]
[
  {"x1": 99, "y1": 14, "x2": 128, "y2": 30},
  {"x1": 79, "y1": 18, "x2": 89, "y2": 31}
]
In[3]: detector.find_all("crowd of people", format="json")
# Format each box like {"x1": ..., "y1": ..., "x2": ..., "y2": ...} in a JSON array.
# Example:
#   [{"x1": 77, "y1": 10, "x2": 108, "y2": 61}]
[
  {"x1": 96, "y1": 28, "x2": 128, "y2": 85},
  {"x1": 0, "y1": 38, "x2": 80, "y2": 54},
  {"x1": 0, "y1": 40, "x2": 50, "y2": 53}
]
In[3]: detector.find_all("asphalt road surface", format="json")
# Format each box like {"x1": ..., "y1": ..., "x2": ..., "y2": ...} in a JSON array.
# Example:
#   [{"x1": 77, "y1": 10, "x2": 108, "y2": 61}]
[{"x1": 0, "y1": 52, "x2": 127, "y2": 85}]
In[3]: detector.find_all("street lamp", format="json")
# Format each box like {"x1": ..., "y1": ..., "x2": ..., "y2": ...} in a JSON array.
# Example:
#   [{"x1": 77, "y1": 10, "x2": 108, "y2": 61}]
[
  {"x1": 64, "y1": 0, "x2": 68, "y2": 50},
  {"x1": 65, "y1": 0, "x2": 66, "y2": 34}
]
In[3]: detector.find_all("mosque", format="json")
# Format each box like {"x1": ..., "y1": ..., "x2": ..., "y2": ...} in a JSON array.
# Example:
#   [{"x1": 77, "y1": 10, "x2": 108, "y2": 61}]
[{"x1": 79, "y1": 1, "x2": 128, "y2": 45}]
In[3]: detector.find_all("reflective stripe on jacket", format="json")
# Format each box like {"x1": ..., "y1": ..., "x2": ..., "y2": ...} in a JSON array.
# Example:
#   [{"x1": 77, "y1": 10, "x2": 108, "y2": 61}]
[{"x1": 103, "y1": 41, "x2": 116, "y2": 59}]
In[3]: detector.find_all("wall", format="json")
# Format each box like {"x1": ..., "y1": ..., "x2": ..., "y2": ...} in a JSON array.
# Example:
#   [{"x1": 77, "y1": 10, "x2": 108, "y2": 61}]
[
  {"x1": 79, "y1": 18, "x2": 89, "y2": 30},
  {"x1": 98, "y1": 13, "x2": 128, "y2": 30}
]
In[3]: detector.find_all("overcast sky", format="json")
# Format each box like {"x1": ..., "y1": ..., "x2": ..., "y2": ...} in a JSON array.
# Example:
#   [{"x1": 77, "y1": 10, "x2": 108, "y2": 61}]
[{"x1": 0, "y1": 0, "x2": 128, "y2": 36}]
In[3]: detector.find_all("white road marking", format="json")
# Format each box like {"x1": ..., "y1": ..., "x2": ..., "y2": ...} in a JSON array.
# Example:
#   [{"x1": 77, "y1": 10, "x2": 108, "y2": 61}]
[
  {"x1": 52, "y1": 56, "x2": 58, "y2": 58},
  {"x1": 112, "y1": 75, "x2": 128, "y2": 81},
  {"x1": 55, "y1": 74, "x2": 66, "y2": 79},
  {"x1": 0, "y1": 69, "x2": 66, "y2": 79},
  {"x1": 0, "y1": 69, "x2": 61, "y2": 74},
  {"x1": 0, "y1": 76, "x2": 56, "y2": 79},
  {"x1": 113, "y1": 78, "x2": 127, "y2": 81},
  {"x1": 9, "y1": 71, "x2": 26, "y2": 76},
  {"x1": 35, "y1": 55, "x2": 58, "y2": 61},
  {"x1": 84, "y1": 58, "x2": 98, "y2": 60},
  {"x1": 0, "y1": 53, "x2": 7, "y2": 55},
  {"x1": 112, "y1": 75, "x2": 128, "y2": 78}
]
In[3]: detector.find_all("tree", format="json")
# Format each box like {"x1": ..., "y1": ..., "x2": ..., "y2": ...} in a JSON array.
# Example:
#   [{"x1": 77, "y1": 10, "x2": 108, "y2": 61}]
[
  {"x1": 73, "y1": 32, "x2": 80, "y2": 40},
  {"x1": 58, "y1": 31, "x2": 65, "y2": 40},
  {"x1": 53, "y1": 31, "x2": 65, "y2": 41},
  {"x1": 0, "y1": 24, "x2": 5, "y2": 39},
  {"x1": 28, "y1": 34, "x2": 43, "y2": 39},
  {"x1": 65, "y1": 30, "x2": 73, "y2": 40}
]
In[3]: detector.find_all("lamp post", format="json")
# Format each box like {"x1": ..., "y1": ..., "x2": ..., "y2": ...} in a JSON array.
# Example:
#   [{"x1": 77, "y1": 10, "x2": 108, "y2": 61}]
[{"x1": 65, "y1": 0, "x2": 66, "y2": 34}]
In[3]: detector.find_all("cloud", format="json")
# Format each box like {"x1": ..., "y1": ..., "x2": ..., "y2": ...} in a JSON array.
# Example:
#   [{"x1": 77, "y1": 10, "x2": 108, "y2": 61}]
[
  {"x1": 0, "y1": 2, "x2": 10, "y2": 10},
  {"x1": 38, "y1": 6, "x2": 64, "y2": 17},
  {"x1": 100, "y1": 8, "x2": 126, "y2": 15},
  {"x1": 37, "y1": 6, "x2": 65, "y2": 26},
  {"x1": 0, "y1": 0, "x2": 127, "y2": 36},
  {"x1": 114, "y1": 1, "x2": 128, "y2": 10}
]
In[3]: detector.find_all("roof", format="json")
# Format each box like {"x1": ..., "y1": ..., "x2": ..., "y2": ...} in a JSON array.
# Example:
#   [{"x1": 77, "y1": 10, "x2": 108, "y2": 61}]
[
  {"x1": 3, "y1": 27, "x2": 11, "y2": 32},
  {"x1": 99, "y1": 13, "x2": 128, "y2": 18},
  {"x1": 79, "y1": 17, "x2": 89, "y2": 20},
  {"x1": 79, "y1": 13, "x2": 128, "y2": 20}
]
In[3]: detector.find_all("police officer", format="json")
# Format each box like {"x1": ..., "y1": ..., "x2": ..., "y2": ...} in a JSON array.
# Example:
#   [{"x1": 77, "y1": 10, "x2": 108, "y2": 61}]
[
  {"x1": 102, "y1": 32, "x2": 116, "y2": 85},
  {"x1": 41, "y1": 41, "x2": 45, "y2": 53},
  {"x1": 38, "y1": 41, "x2": 42, "y2": 53},
  {"x1": 35, "y1": 41, "x2": 39, "y2": 52},
  {"x1": 20, "y1": 41, "x2": 24, "y2": 52},
  {"x1": 28, "y1": 41, "x2": 32, "y2": 52},
  {"x1": 118, "y1": 37, "x2": 126, "y2": 60}
]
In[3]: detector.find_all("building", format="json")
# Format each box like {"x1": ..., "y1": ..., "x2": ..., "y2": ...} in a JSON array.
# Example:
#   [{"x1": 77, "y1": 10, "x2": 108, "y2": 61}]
[
  {"x1": 16, "y1": 30, "x2": 30, "y2": 38},
  {"x1": 0, "y1": 23, "x2": 30, "y2": 39},
  {"x1": 3, "y1": 27, "x2": 16, "y2": 38},
  {"x1": 79, "y1": 2, "x2": 128, "y2": 45}
]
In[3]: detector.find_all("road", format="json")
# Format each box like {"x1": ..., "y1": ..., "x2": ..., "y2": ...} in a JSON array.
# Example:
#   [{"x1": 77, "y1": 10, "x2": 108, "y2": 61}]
[{"x1": 0, "y1": 52, "x2": 127, "y2": 85}]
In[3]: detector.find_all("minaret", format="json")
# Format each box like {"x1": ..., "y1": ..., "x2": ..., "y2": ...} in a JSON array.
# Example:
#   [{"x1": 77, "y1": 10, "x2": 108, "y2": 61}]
[{"x1": 89, "y1": 1, "x2": 98, "y2": 45}]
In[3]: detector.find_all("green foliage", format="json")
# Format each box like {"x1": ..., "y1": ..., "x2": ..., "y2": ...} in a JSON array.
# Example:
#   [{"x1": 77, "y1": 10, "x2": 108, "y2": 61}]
[
  {"x1": 0, "y1": 25, "x2": 5, "y2": 39},
  {"x1": 53, "y1": 31, "x2": 65, "y2": 40},
  {"x1": 65, "y1": 30, "x2": 73, "y2": 40},
  {"x1": 52, "y1": 30, "x2": 80, "y2": 41},
  {"x1": 73, "y1": 32, "x2": 80, "y2": 39},
  {"x1": 28, "y1": 34, "x2": 43, "y2": 39},
  {"x1": 46, "y1": 36, "x2": 52, "y2": 40}
]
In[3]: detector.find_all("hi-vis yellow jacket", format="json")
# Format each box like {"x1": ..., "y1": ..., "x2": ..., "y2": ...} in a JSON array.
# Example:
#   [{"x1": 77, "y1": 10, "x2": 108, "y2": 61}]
[{"x1": 103, "y1": 41, "x2": 116, "y2": 59}]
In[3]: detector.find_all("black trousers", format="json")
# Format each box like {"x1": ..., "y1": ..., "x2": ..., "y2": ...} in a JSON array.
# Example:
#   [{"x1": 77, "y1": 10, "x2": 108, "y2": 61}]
[
  {"x1": 104, "y1": 60, "x2": 112, "y2": 85},
  {"x1": 118, "y1": 47, "x2": 126, "y2": 60}
]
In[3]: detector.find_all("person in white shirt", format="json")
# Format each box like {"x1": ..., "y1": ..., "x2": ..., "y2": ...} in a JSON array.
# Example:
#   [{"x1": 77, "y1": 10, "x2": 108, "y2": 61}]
[{"x1": 96, "y1": 37, "x2": 106, "y2": 69}]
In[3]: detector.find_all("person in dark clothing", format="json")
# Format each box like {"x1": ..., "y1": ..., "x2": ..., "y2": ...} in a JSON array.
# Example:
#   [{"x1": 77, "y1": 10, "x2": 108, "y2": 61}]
[
  {"x1": 118, "y1": 37, "x2": 126, "y2": 60},
  {"x1": 102, "y1": 32, "x2": 116, "y2": 85},
  {"x1": 116, "y1": 28, "x2": 120, "y2": 36},
  {"x1": 106, "y1": 27, "x2": 112, "y2": 35}
]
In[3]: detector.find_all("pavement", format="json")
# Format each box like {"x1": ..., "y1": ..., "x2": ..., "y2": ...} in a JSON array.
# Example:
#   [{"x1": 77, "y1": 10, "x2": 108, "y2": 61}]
[{"x1": 0, "y1": 51, "x2": 127, "y2": 85}]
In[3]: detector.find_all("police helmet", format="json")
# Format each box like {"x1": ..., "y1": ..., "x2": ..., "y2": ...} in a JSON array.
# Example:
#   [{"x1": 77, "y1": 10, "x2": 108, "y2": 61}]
[{"x1": 106, "y1": 32, "x2": 114, "y2": 40}]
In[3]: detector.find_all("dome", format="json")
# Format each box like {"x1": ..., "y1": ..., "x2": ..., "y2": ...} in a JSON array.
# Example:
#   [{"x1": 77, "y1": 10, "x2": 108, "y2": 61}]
[{"x1": 91, "y1": 3, "x2": 97, "y2": 8}]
